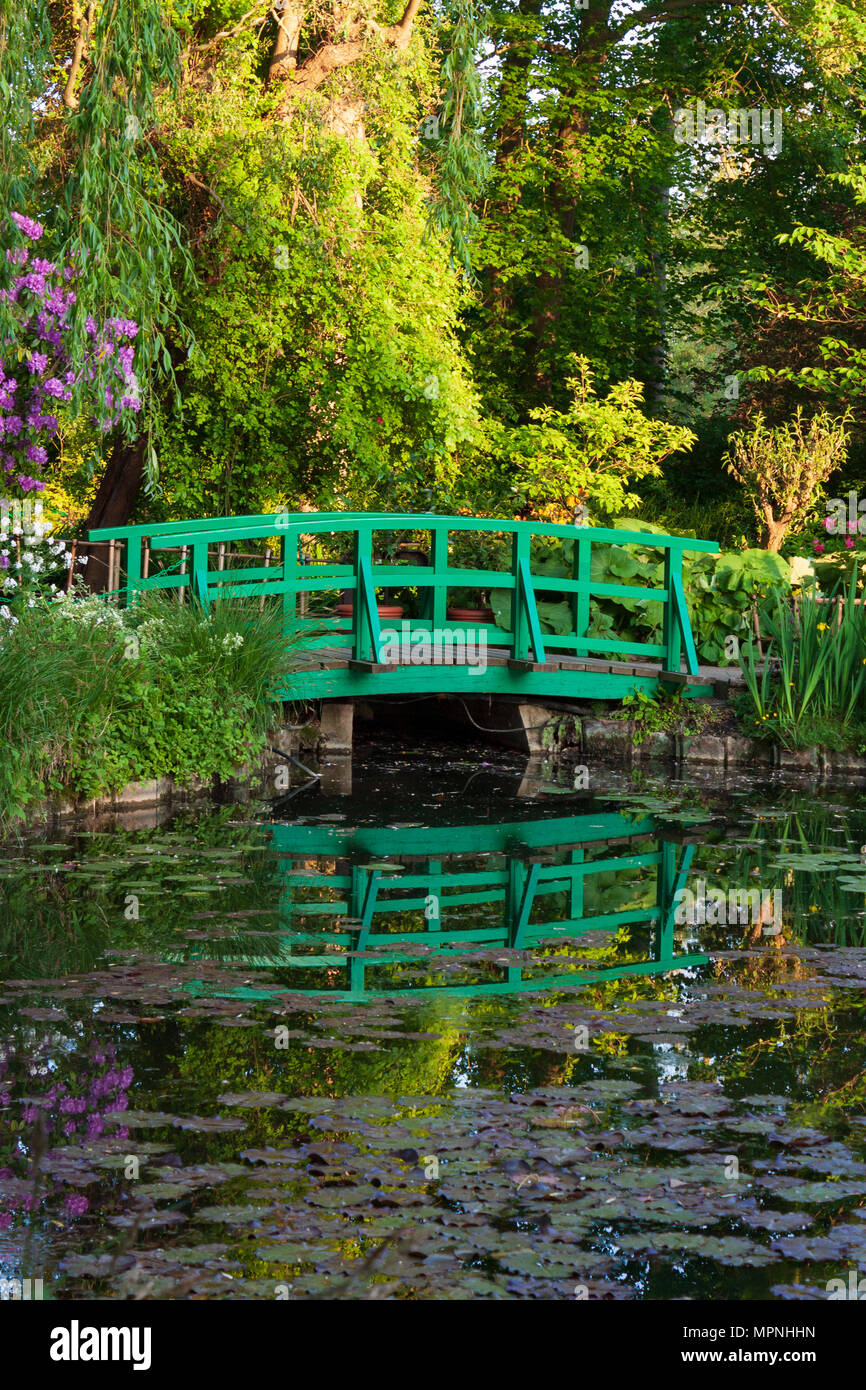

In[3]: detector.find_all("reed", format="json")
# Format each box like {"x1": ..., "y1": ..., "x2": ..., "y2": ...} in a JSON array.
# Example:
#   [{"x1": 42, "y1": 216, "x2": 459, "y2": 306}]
[{"x1": 739, "y1": 566, "x2": 866, "y2": 740}]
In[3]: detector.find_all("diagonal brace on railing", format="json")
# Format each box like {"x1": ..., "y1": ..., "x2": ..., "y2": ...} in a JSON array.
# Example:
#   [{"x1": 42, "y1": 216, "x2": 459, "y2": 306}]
[
  {"x1": 517, "y1": 556, "x2": 546, "y2": 664},
  {"x1": 670, "y1": 569, "x2": 699, "y2": 676},
  {"x1": 356, "y1": 553, "x2": 384, "y2": 662},
  {"x1": 511, "y1": 861, "x2": 541, "y2": 949},
  {"x1": 657, "y1": 841, "x2": 695, "y2": 962}
]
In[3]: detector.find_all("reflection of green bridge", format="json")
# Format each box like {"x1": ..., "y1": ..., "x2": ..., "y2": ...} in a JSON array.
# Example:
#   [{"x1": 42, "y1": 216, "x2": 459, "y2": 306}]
[
  {"x1": 182, "y1": 811, "x2": 708, "y2": 1002},
  {"x1": 90, "y1": 511, "x2": 720, "y2": 703}
]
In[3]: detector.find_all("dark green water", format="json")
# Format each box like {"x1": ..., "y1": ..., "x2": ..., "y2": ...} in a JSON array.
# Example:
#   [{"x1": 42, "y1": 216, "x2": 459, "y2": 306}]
[{"x1": 2, "y1": 743, "x2": 866, "y2": 1300}]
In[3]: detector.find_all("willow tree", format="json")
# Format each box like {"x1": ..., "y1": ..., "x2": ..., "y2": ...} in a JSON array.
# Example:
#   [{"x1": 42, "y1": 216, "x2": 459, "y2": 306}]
[{"x1": 1, "y1": 0, "x2": 487, "y2": 540}]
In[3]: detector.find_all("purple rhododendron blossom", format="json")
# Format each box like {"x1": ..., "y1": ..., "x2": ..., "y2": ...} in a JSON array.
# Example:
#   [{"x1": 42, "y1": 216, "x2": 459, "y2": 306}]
[
  {"x1": 10, "y1": 211, "x2": 44, "y2": 240},
  {"x1": 0, "y1": 215, "x2": 141, "y2": 501}
]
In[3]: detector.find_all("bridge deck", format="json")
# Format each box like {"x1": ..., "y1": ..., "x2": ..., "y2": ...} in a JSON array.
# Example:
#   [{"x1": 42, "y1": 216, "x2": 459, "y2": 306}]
[{"x1": 289, "y1": 643, "x2": 742, "y2": 700}]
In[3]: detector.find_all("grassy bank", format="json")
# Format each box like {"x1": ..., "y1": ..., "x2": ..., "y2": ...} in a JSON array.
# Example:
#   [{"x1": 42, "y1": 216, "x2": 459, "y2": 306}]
[{"x1": 0, "y1": 593, "x2": 300, "y2": 825}]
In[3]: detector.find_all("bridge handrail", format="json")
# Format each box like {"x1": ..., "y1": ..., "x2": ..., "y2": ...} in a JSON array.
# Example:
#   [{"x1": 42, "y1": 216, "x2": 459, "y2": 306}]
[
  {"x1": 140, "y1": 512, "x2": 719, "y2": 550},
  {"x1": 87, "y1": 509, "x2": 404, "y2": 543}
]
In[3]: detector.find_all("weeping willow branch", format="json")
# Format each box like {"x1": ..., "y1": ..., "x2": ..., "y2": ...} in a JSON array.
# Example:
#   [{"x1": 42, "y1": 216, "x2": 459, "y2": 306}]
[
  {"x1": 60, "y1": 0, "x2": 195, "y2": 490},
  {"x1": 425, "y1": 0, "x2": 489, "y2": 278}
]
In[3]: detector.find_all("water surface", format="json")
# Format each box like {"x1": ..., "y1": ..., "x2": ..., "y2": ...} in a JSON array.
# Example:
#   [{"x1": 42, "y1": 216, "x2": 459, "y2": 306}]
[{"x1": 2, "y1": 746, "x2": 866, "y2": 1300}]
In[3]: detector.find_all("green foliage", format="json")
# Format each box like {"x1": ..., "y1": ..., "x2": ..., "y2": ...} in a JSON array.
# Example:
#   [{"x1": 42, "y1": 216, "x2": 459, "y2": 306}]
[
  {"x1": 498, "y1": 356, "x2": 696, "y2": 523},
  {"x1": 0, "y1": 0, "x2": 52, "y2": 227},
  {"x1": 738, "y1": 567, "x2": 866, "y2": 747},
  {"x1": 0, "y1": 592, "x2": 301, "y2": 823},
  {"x1": 611, "y1": 689, "x2": 711, "y2": 746},
  {"x1": 688, "y1": 549, "x2": 792, "y2": 665},
  {"x1": 150, "y1": 38, "x2": 481, "y2": 518},
  {"x1": 748, "y1": 168, "x2": 866, "y2": 420}
]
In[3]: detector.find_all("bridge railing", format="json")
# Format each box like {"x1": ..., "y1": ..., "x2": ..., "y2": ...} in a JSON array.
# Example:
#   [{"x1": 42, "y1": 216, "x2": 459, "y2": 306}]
[{"x1": 89, "y1": 512, "x2": 718, "y2": 676}]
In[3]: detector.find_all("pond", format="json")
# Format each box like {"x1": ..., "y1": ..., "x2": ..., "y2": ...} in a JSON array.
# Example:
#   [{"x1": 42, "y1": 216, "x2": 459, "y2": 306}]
[{"x1": 2, "y1": 741, "x2": 866, "y2": 1302}]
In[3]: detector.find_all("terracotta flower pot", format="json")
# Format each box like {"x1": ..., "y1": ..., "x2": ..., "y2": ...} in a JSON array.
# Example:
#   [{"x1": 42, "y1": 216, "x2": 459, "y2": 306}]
[
  {"x1": 336, "y1": 603, "x2": 404, "y2": 620},
  {"x1": 446, "y1": 605, "x2": 495, "y2": 623}
]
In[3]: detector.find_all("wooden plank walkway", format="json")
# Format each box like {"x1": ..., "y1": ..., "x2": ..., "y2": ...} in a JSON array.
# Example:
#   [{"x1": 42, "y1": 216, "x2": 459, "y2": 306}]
[{"x1": 293, "y1": 644, "x2": 743, "y2": 696}]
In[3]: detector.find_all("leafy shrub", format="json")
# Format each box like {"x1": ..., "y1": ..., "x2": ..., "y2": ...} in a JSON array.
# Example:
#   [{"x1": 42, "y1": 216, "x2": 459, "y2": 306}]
[
  {"x1": 0, "y1": 592, "x2": 302, "y2": 822},
  {"x1": 723, "y1": 409, "x2": 849, "y2": 552},
  {"x1": 498, "y1": 356, "x2": 697, "y2": 523}
]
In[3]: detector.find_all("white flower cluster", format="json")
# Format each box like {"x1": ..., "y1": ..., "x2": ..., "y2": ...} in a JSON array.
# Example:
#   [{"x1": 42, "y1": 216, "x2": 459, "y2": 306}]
[
  {"x1": 53, "y1": 594, "x2": 125, "y2": 630},
  {"x1": 221, "y1": 632, "x2": 244, "y2": 652},
  {"x1": 0, "y1": 507, "x2": 73, "y2": 605},
  {"x1": 133, "y1": 614, "x2": 167, "y2": 652}
]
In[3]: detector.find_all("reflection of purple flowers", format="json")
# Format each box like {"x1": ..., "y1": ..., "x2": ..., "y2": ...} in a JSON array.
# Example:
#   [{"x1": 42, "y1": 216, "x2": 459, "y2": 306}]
[
  {"x1": 0, "y1": 215, "x2": 141, "y2": 498},
  {"x1": 0, "y1": 1040, "x2": 133, "y2": 1230}
]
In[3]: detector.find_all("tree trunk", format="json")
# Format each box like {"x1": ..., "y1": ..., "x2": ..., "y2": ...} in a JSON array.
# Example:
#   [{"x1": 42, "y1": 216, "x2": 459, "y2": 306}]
[
  {"x1": 762, "y1": 508, "x2": 789, "y2": 553},
  {"x1": 269, "y1": 3, "x2": 304, "y2": 83},
  {"x1": 523, "y1": 113, "x2": 585, "y2": 401},
  {"x1": 82, "y1": 435, "x2": 148, "y2": 592},
  {"x1": 520, "y1": 3, "x2": 608, "y2": 399}
]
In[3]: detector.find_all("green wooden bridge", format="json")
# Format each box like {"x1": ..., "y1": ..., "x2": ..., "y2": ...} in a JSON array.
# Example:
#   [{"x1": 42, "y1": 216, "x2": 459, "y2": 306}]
[
  {"x1": 89, "y1": 510, "x2": 720, "y2": 703},
  {"x1": 178, "y1": 808, "x2": 708, "y2": 1002}
]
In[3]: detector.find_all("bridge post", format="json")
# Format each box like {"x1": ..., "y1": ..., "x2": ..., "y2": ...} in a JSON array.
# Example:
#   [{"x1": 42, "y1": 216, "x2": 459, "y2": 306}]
[
  {"x1": 319, "y1": 701, "x2": 354, "y2": 756},
  {"x1": 430, "y1": 522, "x2": 448, "y2": 630},
  {"x1": 352, "y1": 525, "x2": 372, "y2": 661},
  {"x1": 124, "y1": 534, "x2": 140, "y2": 606},
  {"x1": 573, "y1": 531, "x2": 591, "y2": 650},
  {"x1": 281, "y1": 529, "x2": 297, "y2": 639}
]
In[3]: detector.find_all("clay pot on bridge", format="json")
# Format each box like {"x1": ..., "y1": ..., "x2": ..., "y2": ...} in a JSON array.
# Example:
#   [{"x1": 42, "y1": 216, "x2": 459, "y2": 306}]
[
  {"x1": 446, "y1": 606, "x2": 495, "y2": 624},
  {"x1": 335, "y1": 602, "x2": 404, "y2": 621}
]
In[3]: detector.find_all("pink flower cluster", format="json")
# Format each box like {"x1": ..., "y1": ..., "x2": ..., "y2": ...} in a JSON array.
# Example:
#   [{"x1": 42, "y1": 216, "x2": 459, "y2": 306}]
[{"x1": 0, "y1": 212, "x2": 141, "y2": 498}]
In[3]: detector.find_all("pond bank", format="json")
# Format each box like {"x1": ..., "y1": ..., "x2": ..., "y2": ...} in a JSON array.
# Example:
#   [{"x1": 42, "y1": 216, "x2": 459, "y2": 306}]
[
  {"x1": 17, "y1": 737, "x2": 866, "y2": 835},
  {"x1": 11, "y1": 695, "x2": 866, "y2": 831}
]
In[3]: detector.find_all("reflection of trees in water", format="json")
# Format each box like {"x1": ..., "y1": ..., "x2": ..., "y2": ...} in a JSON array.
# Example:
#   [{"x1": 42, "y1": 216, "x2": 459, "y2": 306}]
[
  {"x1": 0, "y1": 808, "x2": 282, "y2": 979},
  {"x1": 700, "y1": 801, "x2": 866, "y2": 948},
  {"x1": 177, "y1": 1009, "x2": 463, "y2": 1127}
]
